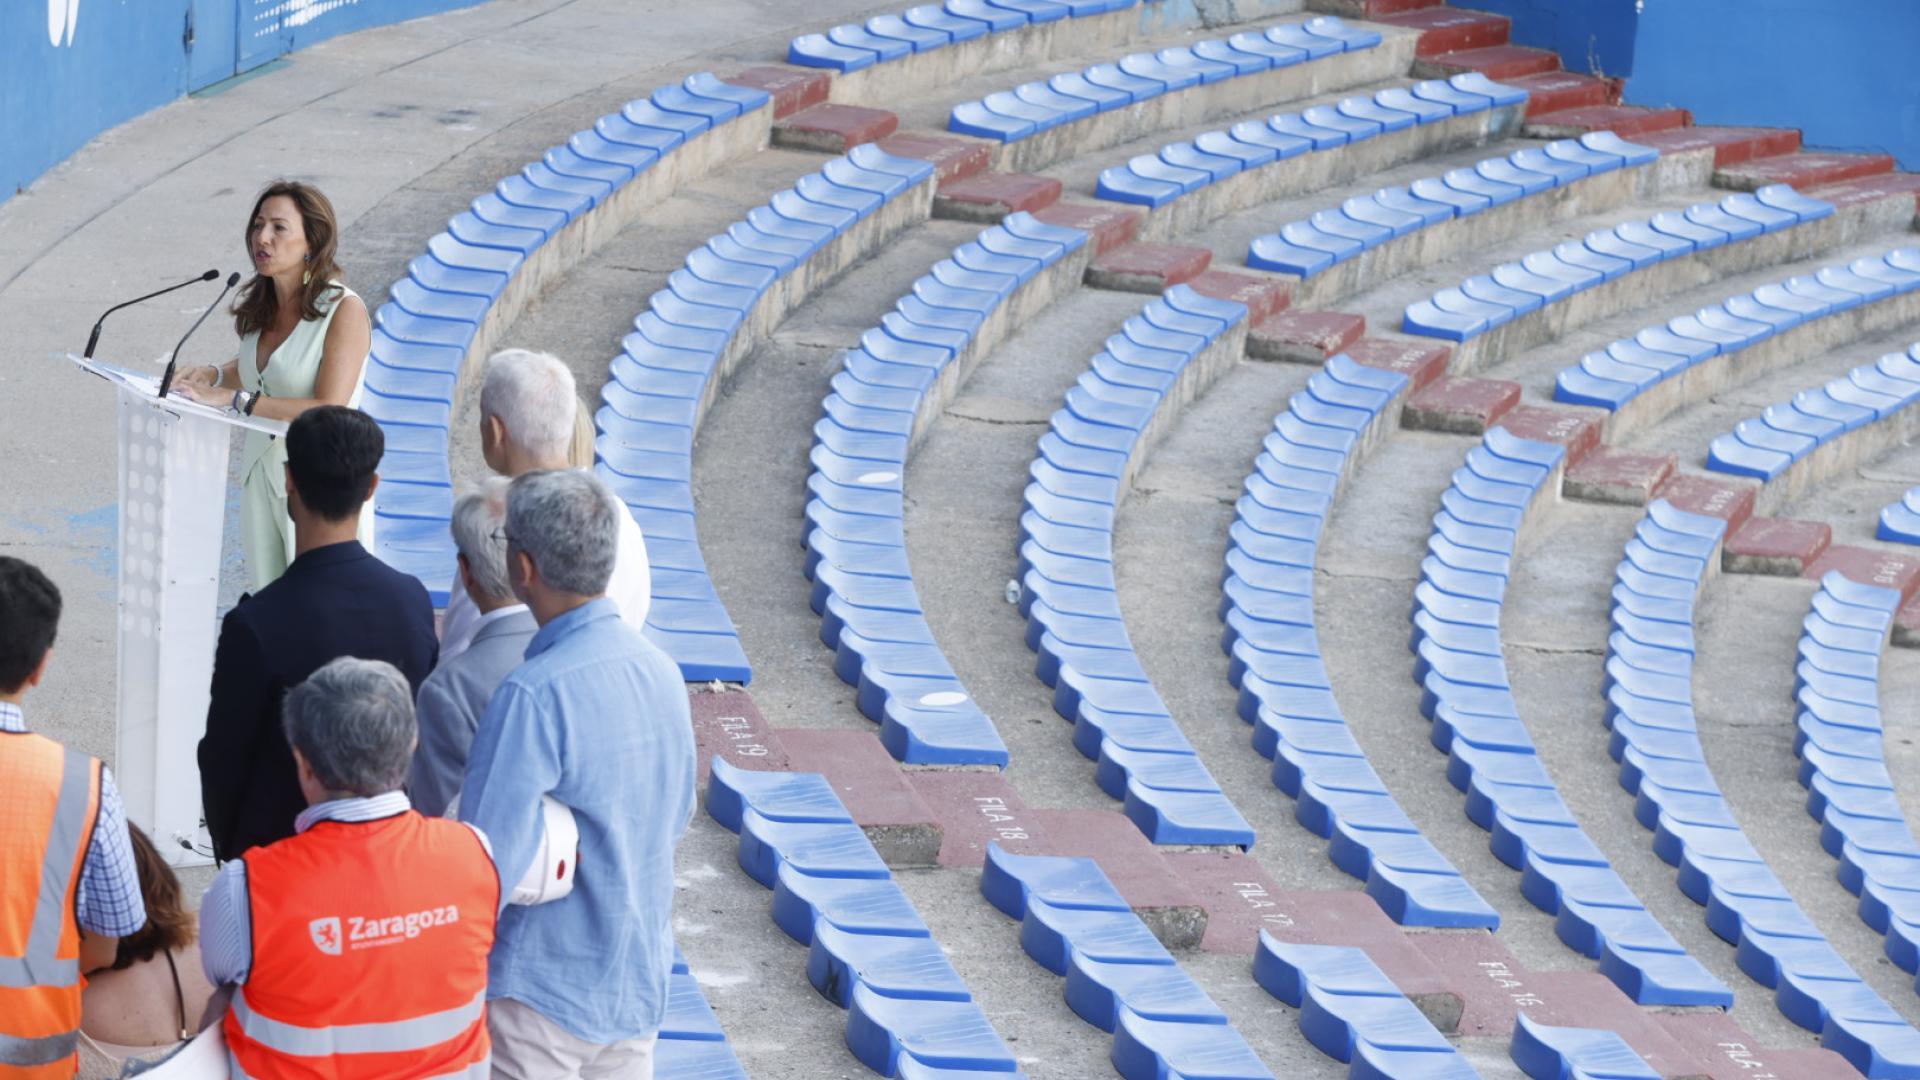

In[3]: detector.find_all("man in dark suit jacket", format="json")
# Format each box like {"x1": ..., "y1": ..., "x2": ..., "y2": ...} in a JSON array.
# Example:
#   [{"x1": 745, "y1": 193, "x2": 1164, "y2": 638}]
[{"x1": 198, "y1": 405, "x2": 437, "y2": 862}]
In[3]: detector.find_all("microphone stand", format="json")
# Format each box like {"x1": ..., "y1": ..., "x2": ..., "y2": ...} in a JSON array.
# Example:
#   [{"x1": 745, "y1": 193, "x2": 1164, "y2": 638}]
[
  {"x1": 158, "y1": 272, "x2": 241, "y2": 400},
  {"x1": 84, "y1": 269, "x2": 220, "y2": 360}
]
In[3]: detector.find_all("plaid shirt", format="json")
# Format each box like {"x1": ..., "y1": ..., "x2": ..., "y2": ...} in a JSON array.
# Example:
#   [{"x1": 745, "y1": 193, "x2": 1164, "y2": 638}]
[{"x1": 0, "y1": 701, "x2": 147, "y2": 936}]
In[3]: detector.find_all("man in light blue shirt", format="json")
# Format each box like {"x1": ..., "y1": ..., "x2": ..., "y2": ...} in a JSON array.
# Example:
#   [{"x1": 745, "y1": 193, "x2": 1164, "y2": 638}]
[{"x1": 460, "y1": 469, "x2": 693, "y2": 1078}]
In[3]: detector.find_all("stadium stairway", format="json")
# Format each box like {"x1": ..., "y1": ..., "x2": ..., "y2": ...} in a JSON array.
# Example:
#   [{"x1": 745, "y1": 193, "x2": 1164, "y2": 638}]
[{"x1": 329, "y1": 0, "x2": 1920, "y2": 1075}]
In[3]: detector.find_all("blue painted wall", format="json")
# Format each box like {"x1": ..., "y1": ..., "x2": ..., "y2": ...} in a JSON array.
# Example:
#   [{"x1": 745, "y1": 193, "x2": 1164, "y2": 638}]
[
  {"x1": 3, "y1": 0, "x2": 484, "y2": 206},
  {"x1": 1626, "y1": 0, "x2": 1920, "y2": 170},
  {"x1": 1452, "y1": 0, "x2": 1638, "y2": 78},
  {"x1": 1453, "y1": 0, "x2": 1919, "y2": 170}
]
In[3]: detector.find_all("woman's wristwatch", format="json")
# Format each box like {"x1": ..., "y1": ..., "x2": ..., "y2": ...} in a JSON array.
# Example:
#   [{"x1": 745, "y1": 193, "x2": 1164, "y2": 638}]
[{"x1": 228, "y1": 390, "x2": 259, "y2": 416}]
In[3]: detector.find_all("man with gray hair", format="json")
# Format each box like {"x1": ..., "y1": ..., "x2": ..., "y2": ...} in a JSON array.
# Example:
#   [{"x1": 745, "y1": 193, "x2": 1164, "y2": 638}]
[
  {"x1": 199, "y1": 657, "x2": 501, "y2": 1077},
  {"x1": 460, "y1": 468, "x2": 694, "y2": 1078},
  {"x1": 409, "y1": 476, "x2": 537, "y2": 816},
  {"x1": 439, "y1": 349, "x2": 650, "y2": 662}
]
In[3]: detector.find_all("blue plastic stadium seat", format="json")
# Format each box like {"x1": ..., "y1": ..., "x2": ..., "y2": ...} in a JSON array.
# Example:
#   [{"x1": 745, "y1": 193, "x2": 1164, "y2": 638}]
[
  {"x1": 1509, "y1": 1014, "x2": 1659, "y2": 1080},
  {"x1": 1880, "y1": 488, "x2": 1920, "y2": 545},
  {"x1": 1256, "y1": 936, "x2": 1470, "y2": 1070},
  {"x1": 846, "y1": 984, "x2": 1018, "y2": 1075}
]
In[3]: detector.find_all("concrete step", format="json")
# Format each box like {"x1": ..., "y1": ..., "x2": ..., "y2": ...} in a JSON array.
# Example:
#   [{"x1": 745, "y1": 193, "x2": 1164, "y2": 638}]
[
  {"x1": 1503, "y1": 70, "x2": 1615, "y2": 118},
  {"x1": 1523, "y1": 103, "x2": 1692, "y2": 139},
  {"x1": 1634, "y1": 124, "x2": 1802, "y2": 169},
  {"x1": 1413, "y1": 43, "x2": 1562, "y2": 80},
  {"x1": 1717, "y1": 150, "x2": 1898, "y2": 192},
  {"x1": 1374, "y1": 6, "x2": 1512, "y2": 56}
]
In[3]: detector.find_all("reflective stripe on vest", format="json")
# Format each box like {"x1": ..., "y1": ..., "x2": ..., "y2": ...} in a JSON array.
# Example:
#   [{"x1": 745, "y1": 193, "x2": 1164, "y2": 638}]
[
  {"x1": 0, "y1": 749, "x2": 91, "y2": 990},
  {"x1": 227, "y1": 1049, "x2": 491, "y2": 1079},
  {"x1": 0, "y1": 1031, "x2": 79, "y2": 1068},
  {"x1": 231, "y1": 987, "x2": 486, "y2": 1057}
]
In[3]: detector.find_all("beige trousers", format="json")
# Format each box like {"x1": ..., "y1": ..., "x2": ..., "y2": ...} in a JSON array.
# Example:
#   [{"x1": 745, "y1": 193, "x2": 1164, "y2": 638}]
[{"x1": 487, "y1": 998, "x2": 657, "y2": 1080}]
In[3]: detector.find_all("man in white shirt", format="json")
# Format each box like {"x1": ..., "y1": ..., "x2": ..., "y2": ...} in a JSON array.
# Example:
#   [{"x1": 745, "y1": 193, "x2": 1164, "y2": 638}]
[{"x1": 440, "y1": 349, "x2": 649, "y2": 661}]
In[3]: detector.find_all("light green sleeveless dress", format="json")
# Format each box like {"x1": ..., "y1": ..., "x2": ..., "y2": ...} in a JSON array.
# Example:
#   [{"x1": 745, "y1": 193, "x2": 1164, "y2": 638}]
[{"x1": 236, "y1": 283, "x2": 375, "y2": 590}]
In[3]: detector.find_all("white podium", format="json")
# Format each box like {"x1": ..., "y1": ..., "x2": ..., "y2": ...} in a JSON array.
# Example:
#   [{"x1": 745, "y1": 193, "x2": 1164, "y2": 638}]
[{"x1": 68, "y1": 355, "x2": 286, "y2": 868}]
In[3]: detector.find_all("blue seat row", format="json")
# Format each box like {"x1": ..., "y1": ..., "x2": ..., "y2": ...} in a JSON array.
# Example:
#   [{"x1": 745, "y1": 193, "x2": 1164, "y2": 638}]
[
  {"x1": 1604, "y1": 502, "x2": 1920, "y2": 1076},
  {"x1": 806, "y1": 211, "x2": 1088, "y2": 767},
  {"x1": 657, "y1": 947, "x2": 749, "y2": 1077},
  {"x1": 791, "y1": 0, "x2": 1145, "y2": 73},
  {"x1": 1254, "y1": 934, "x2": 1477, "y2": 1078},
  {"x1": 1415, "y1": 432, "x2": 1731, "y2": 1006},
  {"x1": 1248, "y1": 132, "x2": 1656, "y2": 277},
  {"x1": 1220, "y1": 356, "x2": 1498, "y2": 929},
  {"x1": 368, "y1": 71, "x2": 772, "y2": 606},
  {"x1": 981, "y1": 845, "x2": 1272, "y2": 1079},
  {"x1": 1881, "y1": 487, "x2": 1920, "y2": 545},
  {"x1": 1706, "y1": 344, "x2": 1920, "y2": 482},
  {"x1": 1100, "y1": 71, "x2": 1529, "y2": 212},
  {"x1": 1792, "y1": 572, "x2": 1920, "y2": 976},
  {"x1": 593, "y1": 142, "x2": 939, "y2": 684},
  {"x1": 1508, "y1": 1014, "x2": 1657, "y2": 1080},
  {"x1": 1018, "y1": 284, "x2": 1257, "y2": 848},
  {"x1": 1559, "y1": 247, "x2": 1920, "y2": 412},
  {"x1": 948, "y1": 16, "x2": 1382, "y2": 142},
  {"x1": 1403, "y1": 184, "x2": 1836, "y2": 343},
  {"x1": 705, "y1": 759, "x2": 1023, "y2": 1075}
]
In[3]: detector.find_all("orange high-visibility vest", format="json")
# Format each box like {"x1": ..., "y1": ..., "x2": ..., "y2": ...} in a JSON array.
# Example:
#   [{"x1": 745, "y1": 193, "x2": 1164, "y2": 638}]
[
  {"x1": 226, "y1": 810, "x2": 499, "y2": 1080},
  {"x1": 0, "y1": 732, "x2": 103, "y2": 1079}
]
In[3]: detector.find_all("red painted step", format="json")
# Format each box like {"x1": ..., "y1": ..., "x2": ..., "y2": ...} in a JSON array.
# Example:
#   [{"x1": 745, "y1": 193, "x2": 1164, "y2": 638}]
[
  {"x1": 1654, "y1": 472, "x2": 1756, "y2": 535},
  {"x1": 933, "y1": 171, "x2": 1062, "y2": 222},
  {"x1": 1725, "y1": 516, "x2": 1832, "y2": 575},
  {"x1": 1807, "y1": 170, "x2": 1920, "y2": 212},
  {"x1": 1563, "y1": 446, "x2": 1676, "y2": 505},
  {"x1": 1806, "y1": 544, "x2": 1920, "y2": 604},
  {"x1": 1345, "y1": 337, "x2": 1450, "y2": 392},
  {"x1": 724, "y1": 66, "x2": 830, "y2": 120},
  {"x1": 1403, "y1": 375, "x2": 1520, "y2": 433},
  {"x1": 1374, "y1": 6, "x2": 1510, "y2": 56},
  {"x1": 1525, "y1": 104, "x2": 1691, "y2": 139},
  {"x1": 1498, "y1": 404, "x2": 1602, "y2": 465},
  {"x1": 772, "y1": 102, "x2": 898, "y2": 153},
  {"x1": 1185, "y1": 269, "x2": 1292, "y2": 323},
  {"x1": 879, "y1": 132, "x2": 992, "y2": 184},
  {"x1": 1318, "y1": 0, "x2": 1444, "y2": 17},
  {"x1": 1087, "y1": 242, "x2": 1213, "y2": 292},
  {"x1": 1505, "y1": 70, "x2": 1614, "y2": 117},
  {"x1": 1717, "y1": 150, "x2": 1897, "y2": 192},
  {"x1": 1634, "y1": 125, "x2": 1801, "y2": 169},
  {"x1": 1034, "y1": 202, "x2": 1141, "y2": 256},
  {"x1": 1414, "y1": 43, "x2": 1561, "y2": 80},
  {"x1": 1248, "y1": 309, "x2": 1365, "y2": 363}
]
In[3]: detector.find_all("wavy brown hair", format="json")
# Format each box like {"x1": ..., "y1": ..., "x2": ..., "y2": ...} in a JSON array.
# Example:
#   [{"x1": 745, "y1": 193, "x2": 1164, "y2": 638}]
[
  {"x1": 110, "y1": 824, "x2": 196, "y2": 970},
  {"x1": 232, "y1": 180, "x2": 344, "y2": 338}
]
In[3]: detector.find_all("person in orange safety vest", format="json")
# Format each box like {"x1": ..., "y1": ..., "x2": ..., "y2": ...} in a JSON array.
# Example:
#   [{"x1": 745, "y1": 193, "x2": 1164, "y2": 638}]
[
  {"x1": 1, "y1": 556, "x2": 147, "y2": 1079},
  {"x1": 197, "y1": 656, "x2": 498, "y2": 1079}
]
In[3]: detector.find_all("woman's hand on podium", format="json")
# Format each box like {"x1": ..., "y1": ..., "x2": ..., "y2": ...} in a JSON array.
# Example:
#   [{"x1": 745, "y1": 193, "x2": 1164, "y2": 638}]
[{"x1": 169, "y1": 365, "x2": 228, "y2": 407}]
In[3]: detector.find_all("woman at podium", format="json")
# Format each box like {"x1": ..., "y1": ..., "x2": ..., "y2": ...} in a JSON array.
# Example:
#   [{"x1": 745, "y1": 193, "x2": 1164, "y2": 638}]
[{"x1": 169, "y1": 181, "x2": 373, "y2": 589}]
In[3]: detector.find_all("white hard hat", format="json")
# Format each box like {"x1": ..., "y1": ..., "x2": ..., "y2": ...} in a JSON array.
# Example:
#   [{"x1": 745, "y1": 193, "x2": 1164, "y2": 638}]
[{"x1": 509, "y1": 795, "x2": 579, "y2": 906}]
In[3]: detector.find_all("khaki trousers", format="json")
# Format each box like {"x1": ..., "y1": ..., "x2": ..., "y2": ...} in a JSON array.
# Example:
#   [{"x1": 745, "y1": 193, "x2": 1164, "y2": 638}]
[{"x1": 488, "y1": 998, "x2": 657, "y2": 1079}]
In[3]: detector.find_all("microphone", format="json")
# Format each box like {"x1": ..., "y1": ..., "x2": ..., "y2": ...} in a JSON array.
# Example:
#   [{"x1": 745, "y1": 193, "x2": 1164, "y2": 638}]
[
  {"x1": 83, "y1": 269, "x2": 220, "y2": 360},
  {"x1": 158, "y1": 272, "x2": 242, "y2": 400}
]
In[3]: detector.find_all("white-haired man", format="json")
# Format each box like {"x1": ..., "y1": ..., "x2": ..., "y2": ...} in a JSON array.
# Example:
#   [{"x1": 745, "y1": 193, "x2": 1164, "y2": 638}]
[
  {"x1": 410, "y1": 477, "x2": 536, "y2": 817},
  {"x1": 440, "y1": 349, "x2": 649, "y2": 661}
]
